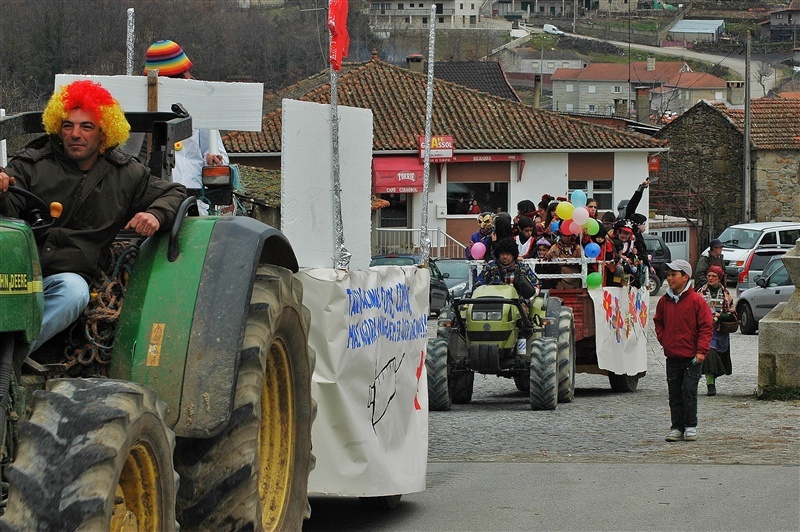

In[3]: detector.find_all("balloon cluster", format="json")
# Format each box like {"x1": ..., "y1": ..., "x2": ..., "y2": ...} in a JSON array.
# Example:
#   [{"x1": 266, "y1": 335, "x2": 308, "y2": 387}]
[{"x1": 553, "y1": 190, "x2": 601, "y2": 258}]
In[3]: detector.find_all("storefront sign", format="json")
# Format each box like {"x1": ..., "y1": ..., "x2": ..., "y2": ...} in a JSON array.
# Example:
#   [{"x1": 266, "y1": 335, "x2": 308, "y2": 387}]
[{"x1": 418, "y1": 135, "x2": 454, "y2": 163}]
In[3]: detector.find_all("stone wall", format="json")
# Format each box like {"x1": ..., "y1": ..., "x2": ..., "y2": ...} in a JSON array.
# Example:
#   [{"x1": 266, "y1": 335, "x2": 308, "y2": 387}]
[
  {"x1": 654, "y1": 103, "x2": 744, "y2": 247},
  {"x1": 752, "y1": 150, "x2": 800, "y2": 222}
]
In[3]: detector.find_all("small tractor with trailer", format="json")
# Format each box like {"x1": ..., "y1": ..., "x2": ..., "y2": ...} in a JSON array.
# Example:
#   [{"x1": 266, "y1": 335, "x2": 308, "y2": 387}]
[
  {"x1": 427, "y1": 257, "x2": 646, "y2": 410},
  {"x1": 0, "y1": 107, "x2": 315, "y2": 529},
  {"x1": 426, "y1": 272, "x2": 576, "y2": 411}
]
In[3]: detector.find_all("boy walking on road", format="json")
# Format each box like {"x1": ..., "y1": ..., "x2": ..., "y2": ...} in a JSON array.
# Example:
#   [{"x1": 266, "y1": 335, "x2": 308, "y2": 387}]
[{"x1": 653, "y1": 260, "x2": 713, "y2": 442}]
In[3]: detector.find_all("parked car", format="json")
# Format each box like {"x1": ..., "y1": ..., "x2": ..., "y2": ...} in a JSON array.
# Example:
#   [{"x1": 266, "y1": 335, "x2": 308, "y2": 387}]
[
  {"x1": 434, "y1": 258, "x2": 471, "y2": 299},
  {"x1": 543, "y1": 23, "x2": 565, "y2": 35},
  {"x1": 369, "y1": 254, "x2": 450, "y2": 316},
  {"x1": 736, "y1": 248, "x2": 788, "y2": 295},
  {"x1": 735, "y1": 257, "x2": 795, "y2": 335},
  {"x1": 705, "y1": 222, "x2": 800, "y2": 285},
  {"x1": 642, "y1": 233, "x2": 671, "y2": 296}
]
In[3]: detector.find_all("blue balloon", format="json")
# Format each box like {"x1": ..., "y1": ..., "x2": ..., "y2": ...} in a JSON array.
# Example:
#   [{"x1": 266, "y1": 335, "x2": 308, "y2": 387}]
[
  {"x1": 584, "y1": 242, "x2": 601, "y2": 258},
  {"x1": 551, "y1": 220, "x2": 560, "y2": 233},
  {"x1": 571, "y1": 189, "x2": 587, "y2": 208}
]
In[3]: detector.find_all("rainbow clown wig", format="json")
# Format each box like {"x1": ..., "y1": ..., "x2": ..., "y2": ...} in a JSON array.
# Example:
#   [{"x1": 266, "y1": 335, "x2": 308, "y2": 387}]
[{"x1": 42, "y1": 80, "x2": 130, "y2": 153}]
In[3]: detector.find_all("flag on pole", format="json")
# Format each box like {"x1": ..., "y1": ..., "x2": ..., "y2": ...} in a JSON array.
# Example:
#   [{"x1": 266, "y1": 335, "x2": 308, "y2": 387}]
[{"x1": 328, "y1": 0, "x2": 350, "y2": 71}]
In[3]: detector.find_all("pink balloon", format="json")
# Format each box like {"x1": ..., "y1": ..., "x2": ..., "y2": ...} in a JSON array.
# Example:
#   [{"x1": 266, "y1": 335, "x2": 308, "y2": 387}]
[
  {"x1": 572, "y1": 206, "x2": 589, "y2": 225},
  {"x1": 471, "y1": 242, "x2": 486, "y2": 259},
  {"x1": 570, "y1": 221, "x2": 583, "y2": 234}
]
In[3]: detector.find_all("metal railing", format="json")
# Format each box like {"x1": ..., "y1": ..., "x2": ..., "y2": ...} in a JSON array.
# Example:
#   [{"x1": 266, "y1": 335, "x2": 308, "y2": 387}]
[{"x1": 373, "y1": 228, "x2": 466, "y2": 259}]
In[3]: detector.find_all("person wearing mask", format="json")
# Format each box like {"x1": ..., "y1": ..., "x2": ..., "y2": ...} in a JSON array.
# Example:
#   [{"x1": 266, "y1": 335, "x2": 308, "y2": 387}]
[
  {"x1": 0, "y1": 80, "x2": 186, "y2": 353},
  {"x1": 654, "y1": 260, "x2": 713, "y2": 442}
]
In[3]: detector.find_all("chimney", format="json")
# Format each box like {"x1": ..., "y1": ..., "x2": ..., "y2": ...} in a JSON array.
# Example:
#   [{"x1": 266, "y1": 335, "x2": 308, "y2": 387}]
[
  {"x1": 614, "y1": 98, "x2": 628, "y2": 116},
  {"x1": 636, "y1": 86, "x2": 650, "y2": 122},
  {"x1": 727, "y1": 80, "x2": 745, "y2": 105},
  {"x1": 406, "y1": 54, "x2": 424, "y2": 73},
  {"x1": 646, "y1": 57, "x2": 655, "y2": 71}
]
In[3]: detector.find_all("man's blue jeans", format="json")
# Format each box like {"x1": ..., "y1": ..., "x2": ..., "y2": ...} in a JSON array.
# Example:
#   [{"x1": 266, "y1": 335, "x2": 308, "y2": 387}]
[
  {"x1": 666, "y1": 357, "x2": 702, "y2": 431},
  {"x1": 29, "y1": 273, "x2": 90, "y2": 353}
]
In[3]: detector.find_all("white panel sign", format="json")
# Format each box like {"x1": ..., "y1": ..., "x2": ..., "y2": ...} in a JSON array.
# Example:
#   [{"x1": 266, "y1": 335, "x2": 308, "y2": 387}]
[
  {"x1": 299, "y1": 266, "x2": 429, "y2": 496},
  {"x1": 54, "y1": 74, "x2": 263, "y2": 131},
  {"x1": 281, "y1": 99, "x2": 373, "y2": 270},
  {"x1": 589, "y1": 285, "x2": 649, "y2": 375}
]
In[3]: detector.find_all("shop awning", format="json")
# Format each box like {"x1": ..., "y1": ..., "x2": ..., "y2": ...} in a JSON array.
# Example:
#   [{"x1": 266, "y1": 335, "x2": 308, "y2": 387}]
[{"x1": 372, "y1": 157, "x2": 424, "y2": 193}]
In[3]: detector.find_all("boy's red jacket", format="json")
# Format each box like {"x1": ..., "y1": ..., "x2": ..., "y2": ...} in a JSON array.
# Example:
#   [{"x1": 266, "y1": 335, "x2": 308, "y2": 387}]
[{"x1": 653, "y1": 287, "x2": 713, "y2": 359}]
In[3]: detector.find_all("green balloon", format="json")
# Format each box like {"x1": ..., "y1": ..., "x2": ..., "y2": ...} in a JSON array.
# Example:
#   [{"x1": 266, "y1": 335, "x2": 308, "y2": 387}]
[
  {"x1": 585, "y1": 217, "x2": 600, "y2": 235},
  {"x1": 586, "y1": 271, "x2": 603, "y2": 289}
]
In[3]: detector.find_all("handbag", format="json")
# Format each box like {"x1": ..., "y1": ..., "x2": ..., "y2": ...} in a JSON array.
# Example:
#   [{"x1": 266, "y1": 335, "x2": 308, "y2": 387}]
[{"x1": 715, "y1": 312, "x2": 740, "y2": 334}]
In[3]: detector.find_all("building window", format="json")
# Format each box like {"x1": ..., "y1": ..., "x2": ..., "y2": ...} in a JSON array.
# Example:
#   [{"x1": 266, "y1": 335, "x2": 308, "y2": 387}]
[
  {"x1": 460, "y1": 3, "x2": 463, "y2": 8},
  {"x1": 566, "y1": 84, "x2": 574, "y2": 92},
  {"x1": 379, "y1": 193, "x2": 409, "y2": 227},
  {"x1": 532, "y1": 61, "x2": 540, "y2": 69},
  {"x1": 422, "y1": 16, "x2": 428, "y2": 23},
  {"x1": 398, "y1": 3, "x2": 403, "y2": 8},
  {"x1": 587, "y1": 104, "x2": 597, "y2": 112},
  {"x1": 569, "y1": 180, "x2": 613, "y2": 210},
  {"x1": 588, "y1": 85, "x2": 596, "y2": 94},
  {"x1": 562, "y1": 62, "x2": 570, "y2": 67},
  {"x1": 405, "y1": 16, "x2": 410, "y2": 22},
  {"x1": 438, "y1": 16, "x2": 444, "y2": 22},
  {"x1": 566, "y1": 103, "x2": 574, "y2": 111},
  {"x1": 715, "y1": 91, "x2": 723, "y2": 99},
  {"x1": 547, "y1": 61, "x2": 555, "y2": 68},
  {"x1": 471, "y1": 3, "x2": 475, "y2": 8},
  {"x1": 447, "y1": 182, "x2": 509, "y2": 215},
  {"x1": 613, "y1": 85, "x2": 622, "y2": 93}
]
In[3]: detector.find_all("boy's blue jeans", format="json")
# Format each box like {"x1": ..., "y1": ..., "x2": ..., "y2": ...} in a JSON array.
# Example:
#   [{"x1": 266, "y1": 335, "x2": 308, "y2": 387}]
[
  {"x1": 29, "y1": 273, "x2": 90, "y2": 353},
  {"x1": 666, "y1": 357, "x2": 702, "y2": 431}
]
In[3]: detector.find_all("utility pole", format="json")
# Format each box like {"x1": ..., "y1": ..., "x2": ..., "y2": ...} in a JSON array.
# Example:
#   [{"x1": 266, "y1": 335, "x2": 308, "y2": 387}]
[{"x1": 743, "y1": 31, "x2": 752, "y2": 223}]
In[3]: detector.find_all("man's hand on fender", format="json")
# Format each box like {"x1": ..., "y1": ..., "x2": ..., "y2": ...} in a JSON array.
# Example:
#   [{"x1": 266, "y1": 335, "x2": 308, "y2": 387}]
[{"x1": 125, "y1": 212, "x2": 160, "y2": 237}]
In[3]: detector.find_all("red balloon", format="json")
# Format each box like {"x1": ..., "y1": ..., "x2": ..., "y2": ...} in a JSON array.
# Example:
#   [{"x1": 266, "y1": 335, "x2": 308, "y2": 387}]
[{"x1": 560, "y1": 219, "x2": 573, "y2": 235}]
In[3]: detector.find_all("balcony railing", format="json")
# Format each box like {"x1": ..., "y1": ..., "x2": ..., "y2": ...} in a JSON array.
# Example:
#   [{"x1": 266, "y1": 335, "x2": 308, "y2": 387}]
[
  {"x1": 373, "y1": 228, "x2": 466, "y2": 259},
  {"x1": 369, "y1": 7, "x2": 456, "y2": 15}
]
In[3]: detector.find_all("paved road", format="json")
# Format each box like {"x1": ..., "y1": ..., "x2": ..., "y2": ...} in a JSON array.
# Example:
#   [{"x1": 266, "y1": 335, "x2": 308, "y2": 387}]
[
  {"x1": 304, "y1": 292, "x2": 800, "y2": 530},
  {"x1": 517, "y1": 21, "x2": 779, "y2": 96}
]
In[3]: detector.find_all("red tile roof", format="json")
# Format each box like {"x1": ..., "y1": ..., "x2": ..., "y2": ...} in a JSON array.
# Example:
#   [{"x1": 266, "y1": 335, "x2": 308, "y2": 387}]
[
  {"x1": 663, "y1": 71, "x2": 727, "y2": 89},
  {"x1": 551, "y1": 61, "x2": 689, "y2": 83},
  {"x1": 708, "y1": 99, "x2": 800, "y2": 150},
  {"x1": 224, "y1": 58, "x2": 665, "y2": 154}
]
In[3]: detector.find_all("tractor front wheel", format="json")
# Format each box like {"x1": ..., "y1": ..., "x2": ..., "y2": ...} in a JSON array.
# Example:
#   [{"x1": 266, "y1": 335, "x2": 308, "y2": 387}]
[
  {"x1": 529, "y1": 337, "x2": 558, "y2": 410},
  {"x1": 2, "y1": 379, "x2": 178, "y2": 531},
  {"x1": 175, "y1": 265, "x2": 315, "y2": 531},
  {"x1": 556, "y1": 307, "x2": 576, "y2": 403}
]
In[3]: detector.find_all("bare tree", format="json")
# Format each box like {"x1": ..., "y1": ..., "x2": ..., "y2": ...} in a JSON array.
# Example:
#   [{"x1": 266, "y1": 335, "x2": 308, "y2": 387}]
[{"x1": 756, "y1": 61, "x2": 774, "y2": 97}]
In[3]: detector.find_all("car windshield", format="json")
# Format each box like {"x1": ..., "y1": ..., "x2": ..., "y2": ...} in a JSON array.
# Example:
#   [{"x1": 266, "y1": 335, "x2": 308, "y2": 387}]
[
  {"x1": 717, "y1": 227, "x2": 761, "y2": 250},
  {"x1": 436, "y1": 260, "x2": 470, "y2": 279}
]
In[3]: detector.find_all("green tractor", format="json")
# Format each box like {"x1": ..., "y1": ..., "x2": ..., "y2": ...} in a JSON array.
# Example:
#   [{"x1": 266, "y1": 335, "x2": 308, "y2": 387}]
[
  {"x1": 427, "y1": 280, "x2": 575, "y2": 411},
  {"x1": 0, "y1": 109, "x2": 314, "y2": 529}
]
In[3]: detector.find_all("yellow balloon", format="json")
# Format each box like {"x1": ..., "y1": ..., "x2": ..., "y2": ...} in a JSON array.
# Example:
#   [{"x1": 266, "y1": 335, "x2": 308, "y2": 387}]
[{"x1": 555, "y1": 201, "x2": 574, "y2": 220}]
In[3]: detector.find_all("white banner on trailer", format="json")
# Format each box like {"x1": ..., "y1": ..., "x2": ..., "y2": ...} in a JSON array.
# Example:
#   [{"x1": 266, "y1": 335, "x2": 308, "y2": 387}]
[
  {"x1": 588, "y1": 286, "x2": 649, "y2": 375},
  {"x1": 299, "y1": 266, "x2": 429, "y2": 496}
]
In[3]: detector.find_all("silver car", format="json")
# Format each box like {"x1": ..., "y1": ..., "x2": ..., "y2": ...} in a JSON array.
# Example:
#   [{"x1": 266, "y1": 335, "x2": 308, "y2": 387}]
[{"x1": 735, "y1": 258, "x2": 795, "y2": 335}]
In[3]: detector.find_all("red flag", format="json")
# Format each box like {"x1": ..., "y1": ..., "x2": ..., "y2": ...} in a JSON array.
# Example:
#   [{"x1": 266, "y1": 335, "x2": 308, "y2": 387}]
[{"x1": 328, "y1": 0, "x2": 350, "y2": 71}]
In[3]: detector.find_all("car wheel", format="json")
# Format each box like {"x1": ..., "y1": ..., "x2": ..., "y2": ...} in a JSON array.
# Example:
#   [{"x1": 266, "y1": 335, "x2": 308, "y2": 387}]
[
  {"x1": 648, "y1": 272, "x2": 662, "y2": 296},
  {"x1": 738, "y1": 301, "x2": 757, "y2": 335}
]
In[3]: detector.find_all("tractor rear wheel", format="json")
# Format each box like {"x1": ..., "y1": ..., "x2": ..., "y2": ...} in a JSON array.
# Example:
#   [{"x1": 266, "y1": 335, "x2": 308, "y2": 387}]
[
  {"x1": 529, "y1": 337, "x2": 558, "y2": 410},
  {"x1": 426, "y1": 337, "x2": 451, "y2": 411},
  {"x1": 556, "y1": 308, "x2": 576, "y2": 403},
  {"x1": 449, "y1": 369, "x2": 474, "y2": 404},
  {"x1": 608, "y1": 372, "x2": 639, "y2": 393},
  {"x1": 175, "y1": 265, "x2": 315, "y2": 531},
  {"x1": 2, "y1": 379, "x2": 178, "y2": 531}
]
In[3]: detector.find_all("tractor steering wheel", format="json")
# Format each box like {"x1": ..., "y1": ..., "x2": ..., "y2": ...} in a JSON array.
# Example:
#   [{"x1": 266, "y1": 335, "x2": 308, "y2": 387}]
[{"x1": 5, "y1": 186, "x2": 62, "y2": 233}]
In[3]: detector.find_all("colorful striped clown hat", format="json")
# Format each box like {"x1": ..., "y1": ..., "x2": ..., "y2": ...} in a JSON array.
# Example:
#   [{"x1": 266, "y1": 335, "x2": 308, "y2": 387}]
[{"x1": 144, "y1": 40, "x2": 192, "y2": 77}]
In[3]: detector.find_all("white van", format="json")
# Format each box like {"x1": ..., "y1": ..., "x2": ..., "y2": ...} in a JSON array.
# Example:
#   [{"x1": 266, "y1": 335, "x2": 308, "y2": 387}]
[
  {"x1": 703, "y1": 222, "x2": 800, "y2": 284},
  {"x1": 543, "y1": 24, "x2": 565, "y2": 35}
]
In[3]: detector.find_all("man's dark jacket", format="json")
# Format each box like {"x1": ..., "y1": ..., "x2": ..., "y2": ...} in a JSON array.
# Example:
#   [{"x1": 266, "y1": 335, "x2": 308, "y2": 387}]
[{"x1": 0, "y1": 135, "x2": 187, "y2": 282}]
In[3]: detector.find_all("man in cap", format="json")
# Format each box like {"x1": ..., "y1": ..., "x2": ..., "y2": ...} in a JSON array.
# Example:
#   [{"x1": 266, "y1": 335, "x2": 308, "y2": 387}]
[
  {"x1": 694, "y1": 238, "x2": 725, "y2": 288},
  {"x1": 653, "y1": 259, "x2": 713, "y2": 442},
  {"x1": 142, "y1": 39, "x2": 229, "y2": 214},
  {"x1": 0, "y1": 80, "x2": 186, "y2": 352}
]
